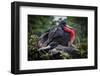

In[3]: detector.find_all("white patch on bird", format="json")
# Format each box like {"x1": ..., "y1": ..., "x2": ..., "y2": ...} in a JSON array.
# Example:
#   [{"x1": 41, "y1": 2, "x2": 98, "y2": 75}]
[
  {"x1": 38, "y1": 45, "x2": 51, "y2": 51},
  {"x1": 53, "y1": 16, "x2": 67, "y2": 21},
  {"x1": 51, "y1": 48, "x2": 57, "y2": 52}
]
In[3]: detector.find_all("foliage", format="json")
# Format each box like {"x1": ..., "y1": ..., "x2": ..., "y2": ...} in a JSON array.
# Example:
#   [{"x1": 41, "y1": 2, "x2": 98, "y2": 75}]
[{"x1": 67, "y1": 16, "x2": 88, "y2": 58}]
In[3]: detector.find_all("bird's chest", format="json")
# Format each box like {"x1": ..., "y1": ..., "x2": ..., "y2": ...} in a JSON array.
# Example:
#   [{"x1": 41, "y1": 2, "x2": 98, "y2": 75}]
[{"x1": 52, "y1": 31, "x2": 70, "y2": 46}]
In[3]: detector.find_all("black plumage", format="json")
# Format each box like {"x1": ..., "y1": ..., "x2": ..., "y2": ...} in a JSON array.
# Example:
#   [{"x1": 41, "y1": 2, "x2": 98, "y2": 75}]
[{"x1": 38, "y1": 21, "x2": 70, "y2": 48}]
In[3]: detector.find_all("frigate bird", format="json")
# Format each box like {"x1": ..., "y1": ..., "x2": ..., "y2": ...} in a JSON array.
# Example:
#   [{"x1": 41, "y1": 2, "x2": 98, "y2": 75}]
[{"x1": 37, "y1": 18, "x2": 81, "y2": 58}]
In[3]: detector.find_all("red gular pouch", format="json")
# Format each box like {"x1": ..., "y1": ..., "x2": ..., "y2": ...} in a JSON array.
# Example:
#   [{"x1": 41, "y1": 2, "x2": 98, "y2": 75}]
[{"x1": 64, "y1": 25, "x2": 75, "y2": 45}]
